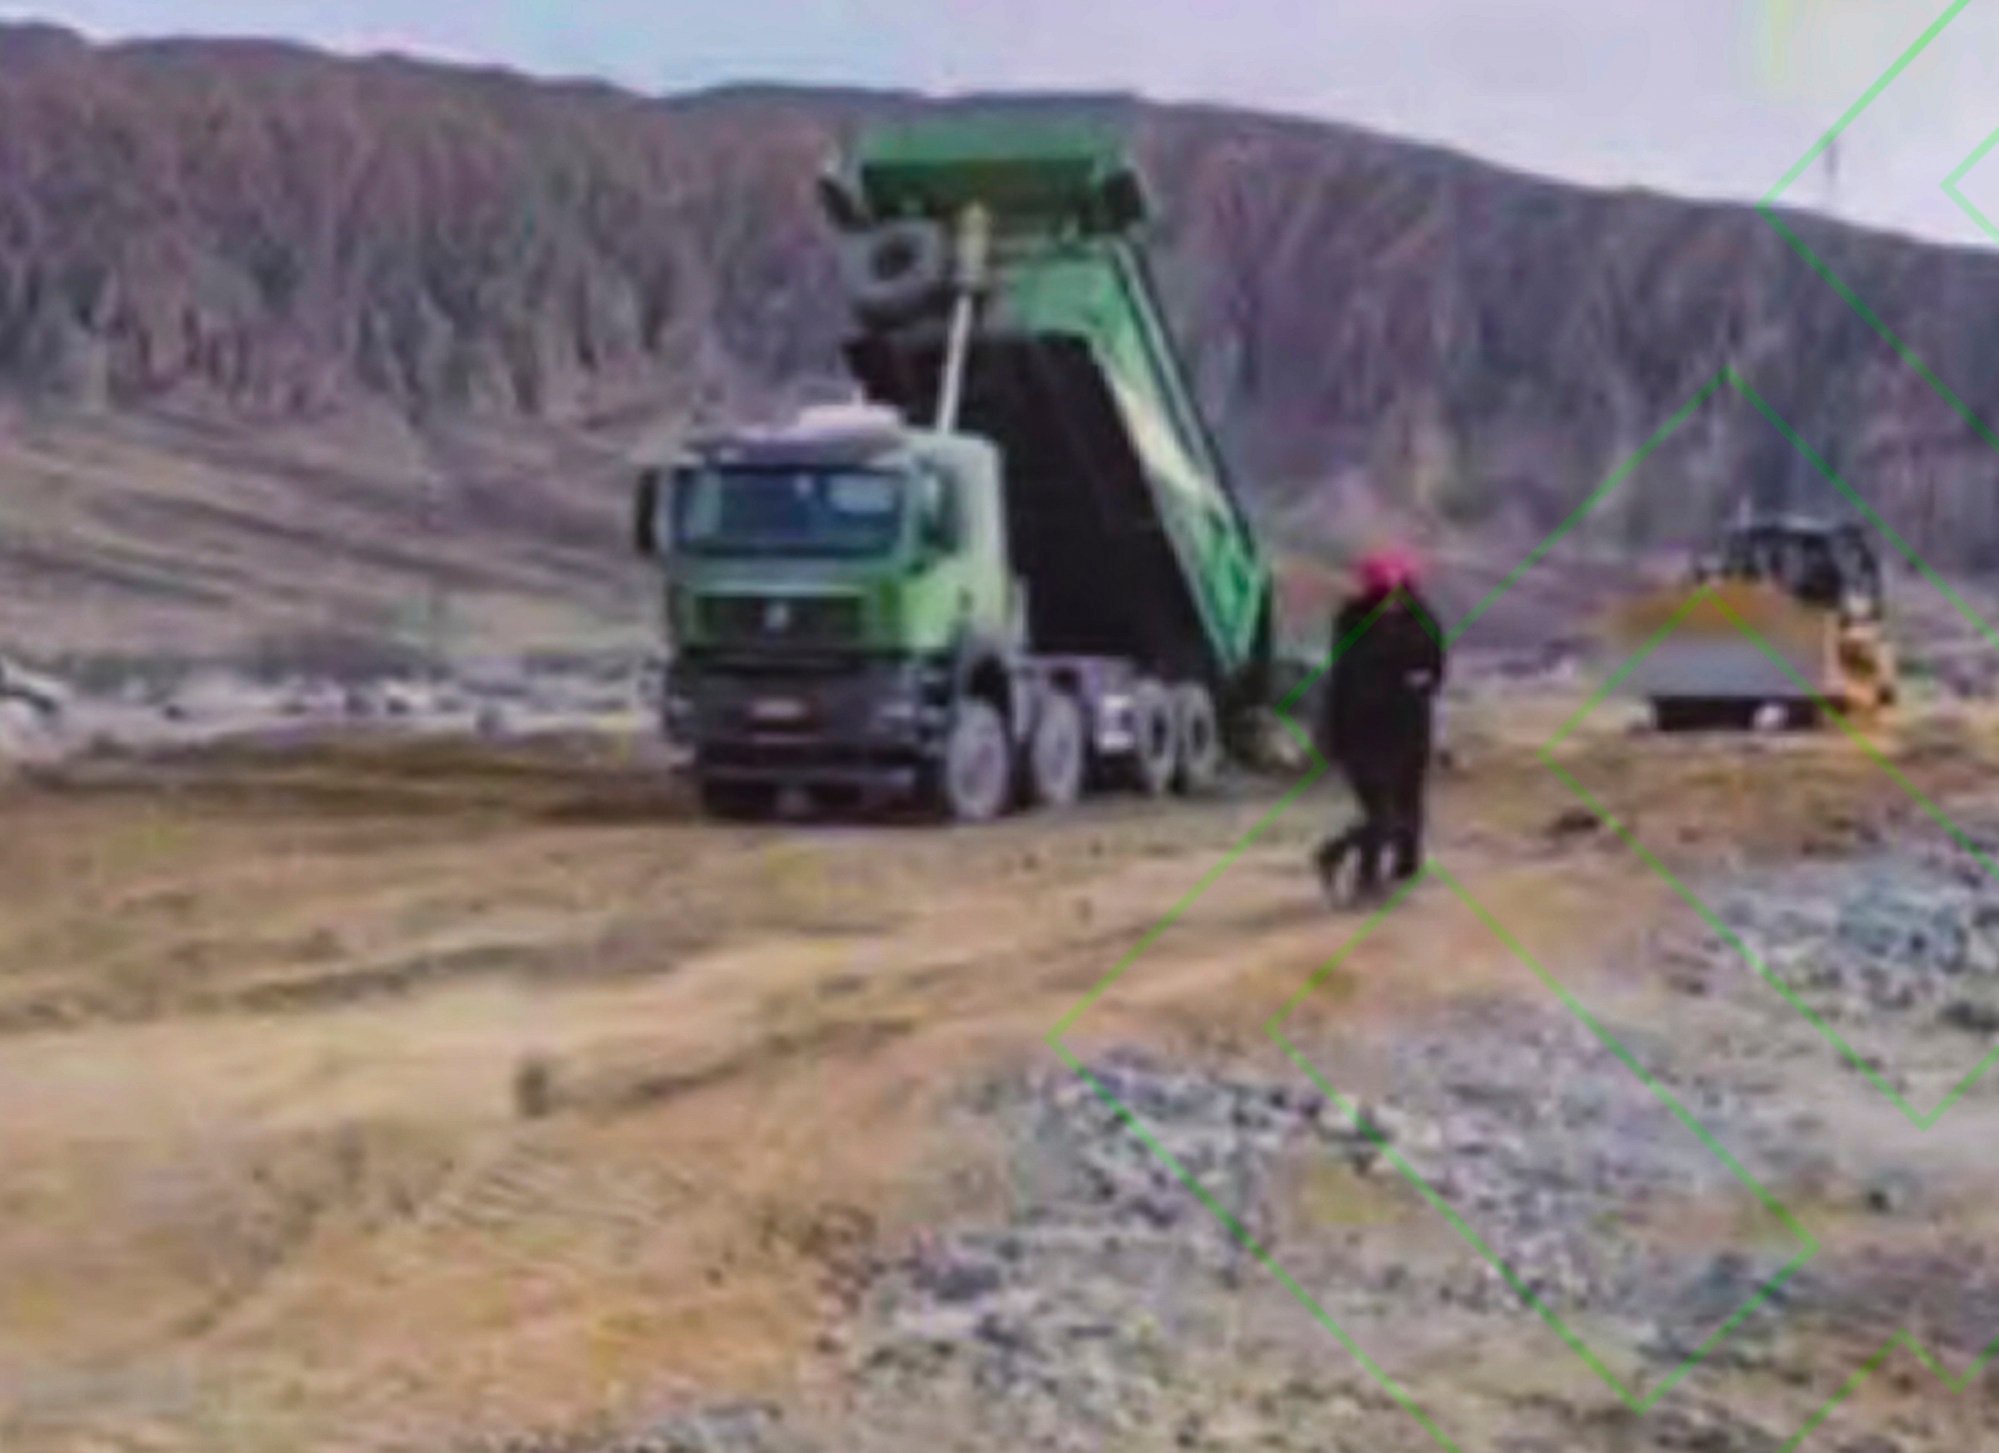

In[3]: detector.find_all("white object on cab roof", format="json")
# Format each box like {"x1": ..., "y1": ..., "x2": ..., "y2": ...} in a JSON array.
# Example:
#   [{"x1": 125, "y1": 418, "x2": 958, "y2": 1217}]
[{"x1": 788, "y1": 401, "x2": 906, "y2": 438}]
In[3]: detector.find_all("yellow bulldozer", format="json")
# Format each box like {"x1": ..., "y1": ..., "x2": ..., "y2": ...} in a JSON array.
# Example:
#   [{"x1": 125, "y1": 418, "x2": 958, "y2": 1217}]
[{"x1": 1604, "y1": 513, "x2": 1898, "y2": 732}]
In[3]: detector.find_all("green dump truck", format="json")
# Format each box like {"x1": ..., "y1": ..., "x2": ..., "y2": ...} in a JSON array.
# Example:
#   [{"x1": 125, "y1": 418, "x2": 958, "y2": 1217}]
[{"x1": 633, "y1": 118, "x2": 1277, "y2": 822}]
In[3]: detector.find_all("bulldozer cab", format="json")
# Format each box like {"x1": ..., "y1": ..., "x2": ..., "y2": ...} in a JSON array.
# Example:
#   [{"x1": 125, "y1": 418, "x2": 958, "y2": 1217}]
[{"x1": 1708, "y1": 518, "x2": 1883, "y2": 620}]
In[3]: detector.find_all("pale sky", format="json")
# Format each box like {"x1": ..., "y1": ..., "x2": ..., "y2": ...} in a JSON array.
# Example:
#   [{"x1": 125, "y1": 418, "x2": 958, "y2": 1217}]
[{"x1": 4, "y1": 0, "x2": 1998, "y2": 247}]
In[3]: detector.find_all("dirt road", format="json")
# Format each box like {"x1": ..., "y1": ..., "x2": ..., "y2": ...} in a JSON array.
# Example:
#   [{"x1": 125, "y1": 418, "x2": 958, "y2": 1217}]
[{"x1": 6, "y1": 698, "x2": 1999, "y2": 1451}]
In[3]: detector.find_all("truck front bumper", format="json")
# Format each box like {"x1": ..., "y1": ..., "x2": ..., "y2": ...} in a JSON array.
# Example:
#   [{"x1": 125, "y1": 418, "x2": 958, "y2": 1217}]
[{"x1": 661, "y1": 656, "x2": 949, "y2": 790}]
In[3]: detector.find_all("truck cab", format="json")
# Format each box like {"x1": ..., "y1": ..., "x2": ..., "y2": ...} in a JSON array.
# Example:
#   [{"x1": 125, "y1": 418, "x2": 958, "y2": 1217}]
[
  {"x1": 1704, "y1": 516, "x2": 1884, "y2": 622},
  {"x1": 637, "y1": 405, "x2": 1025, "y2": 818}
]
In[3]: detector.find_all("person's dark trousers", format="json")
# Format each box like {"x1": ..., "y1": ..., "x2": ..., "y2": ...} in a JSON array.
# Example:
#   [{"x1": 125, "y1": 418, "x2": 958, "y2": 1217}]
[
  {"x1": 1318, "y1": 751, "x2": 1428, "y2": 898},
  {"x1": 1317, "y1": 758, "x2": 1394, "y2": 897},
  {"x1": 1381, "y1": 751, "x2": 1428, "y2": 883}
]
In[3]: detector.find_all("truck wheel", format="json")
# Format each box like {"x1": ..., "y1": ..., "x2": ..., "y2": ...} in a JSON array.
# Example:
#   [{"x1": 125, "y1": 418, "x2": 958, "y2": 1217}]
[
  {"x1": 1127, "y1": 679, "x2": 1179, "y2": 797},
  {"x1": 698, "y1": 779, "x2": 777, "y2": 821},
  {"x1": 1025, "y1": 688, "x2": 1085, "y2": 809},
  {"x1": 1171, "y1": 683, "x2": 1222, "y2": 794},
  {"x1": 1781, "y1": 698, "x2": 1824, "y2": 731},
  {"x1": 1652, "y1": 698, "x2": 1730, "y2": 732},
  {"x1": 933, "y1": 697, "x2": 1013, "y2": 823}
]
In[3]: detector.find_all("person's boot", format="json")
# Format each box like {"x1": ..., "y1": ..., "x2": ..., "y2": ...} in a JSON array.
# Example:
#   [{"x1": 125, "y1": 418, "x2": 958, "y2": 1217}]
[
  {"x1": 1313, "y1": 834, "x2": 1352, "y2": 906},
  {"x1": 1348, "y1": 838, "x2": 1388, "y2": 908},
  {"x1": 1394, "y1": 820, "x2": 1427, "y2": 885},
  {"x1": 1390, "y1": 838, "x2": 1422, "y2": 886}
]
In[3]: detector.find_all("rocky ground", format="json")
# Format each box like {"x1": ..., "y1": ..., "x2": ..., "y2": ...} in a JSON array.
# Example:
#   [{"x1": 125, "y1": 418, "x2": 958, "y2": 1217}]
[
  {"x1": 609, "y1": 814, "x2": 1999, "y2": 1453},
  {"x1": 7, "y1": 691, "x2": 1999, "y2": 1453},
  {"x1": 0, "y1": 650, "x2": 659, "y2": 767}
]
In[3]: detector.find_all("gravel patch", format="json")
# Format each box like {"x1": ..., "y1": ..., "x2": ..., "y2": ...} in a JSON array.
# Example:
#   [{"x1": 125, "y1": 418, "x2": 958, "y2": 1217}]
[
  {"x1": 1704, "y1": 823, "x2": 1999, "y2": 1110},
  {"x1": 527, "y1": 816, "x2": 1999, "y2": 1452}
]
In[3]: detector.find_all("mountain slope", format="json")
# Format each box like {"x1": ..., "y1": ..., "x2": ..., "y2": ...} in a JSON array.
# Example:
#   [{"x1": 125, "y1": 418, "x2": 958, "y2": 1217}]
[{"x1": 1, "y1": 26, "x2": 1999, "y2": 655}]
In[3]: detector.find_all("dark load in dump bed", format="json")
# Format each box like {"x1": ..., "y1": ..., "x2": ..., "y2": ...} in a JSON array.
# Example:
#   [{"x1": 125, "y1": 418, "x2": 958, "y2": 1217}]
[
  {"x1": 845, "y1": 334, "x2": 1213, "y2": 684},
  {"x1": 823, "y1": 118, "x2": 1276, "y2": 711}
]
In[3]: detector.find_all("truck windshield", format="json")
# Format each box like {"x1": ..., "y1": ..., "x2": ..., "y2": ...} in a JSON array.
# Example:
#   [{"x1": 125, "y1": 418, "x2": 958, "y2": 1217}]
[{"x1": 672, "y1": 466, "x2": 905, "y2": 558}]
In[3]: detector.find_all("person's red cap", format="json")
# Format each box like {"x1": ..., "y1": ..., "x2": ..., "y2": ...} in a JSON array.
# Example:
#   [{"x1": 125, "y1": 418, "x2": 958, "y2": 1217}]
[{"x1": 1356, "y1": 547, "x2": 1421, "y2": 594}]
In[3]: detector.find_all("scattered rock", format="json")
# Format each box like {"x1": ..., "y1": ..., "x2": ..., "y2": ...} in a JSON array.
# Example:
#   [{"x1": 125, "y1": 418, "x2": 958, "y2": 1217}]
[
  {"x1": 920, "y1": 1253, "x2": 1005, "y2": 1306},
  {"x1": 512, "y1": 1055, "x2": 557, "y2": 1119},
  {"x1": 1864, "y1": 1171, "x2": 1921, "y2": 1215},
  {"x1": 1940, "y1": 999, "x2": 1999, "y2": 1036},
  {"x1": 607, "y1": 1403, "x2": 814, "y2": 1453},
  {"x1": 0, "y1": 656, "x2": 68, "y2": 718},
  {"x1": 1717, "y1": 840, "x2": 1999, "y2": 1039},
  {"x1": 369, "y1": 799, "x2": 1999, "y2": 1449},
  {"x1": 1544, "y1": 806, "x2": 1601, "y2": 842}
]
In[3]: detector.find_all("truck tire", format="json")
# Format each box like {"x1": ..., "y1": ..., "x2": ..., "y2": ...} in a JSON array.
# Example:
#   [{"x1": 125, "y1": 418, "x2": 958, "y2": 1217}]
[
  {"x1": 1171, "y1": 682, "x2": 1222, "y2": 794},
  {"x1": 1127, "y1": 679, "x2": 1179, "y2": 798},
  {"x1": 1780, "y1": 698, "x2": 1823, "y2": 731},
  {"x1": 1651, "y1": 698, "x2": 1693, "y2": 733},
  {"x1": 840, "y1": 219, "x2": 952, "y2": 327},
  {"x1": 1025, "y1": 688, "x2": 1085, "y2": 809},
  {"x1": 931, "y1": 697, "x2": 1013, "y2": 823},
  {"x1": 1652, "y1": 697, "x2": 1753, "y2": 733}
]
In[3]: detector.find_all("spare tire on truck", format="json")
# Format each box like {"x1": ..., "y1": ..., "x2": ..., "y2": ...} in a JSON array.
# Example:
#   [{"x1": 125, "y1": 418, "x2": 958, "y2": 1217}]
[{"x1": 839, "y1": 219, "x2": 952, "y2": 327}]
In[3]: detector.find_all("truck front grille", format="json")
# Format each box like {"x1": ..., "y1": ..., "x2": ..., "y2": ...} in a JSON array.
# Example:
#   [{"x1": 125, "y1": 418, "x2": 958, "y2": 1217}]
[{"x1": 699, "y1": 593, "x2": 864, "y2": 649}]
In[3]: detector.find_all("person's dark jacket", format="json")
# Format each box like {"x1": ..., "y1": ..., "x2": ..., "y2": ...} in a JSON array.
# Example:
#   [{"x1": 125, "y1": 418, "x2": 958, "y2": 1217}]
[{"x1": 1317, "y1": 588, "x2": 1446, "y2": 769}]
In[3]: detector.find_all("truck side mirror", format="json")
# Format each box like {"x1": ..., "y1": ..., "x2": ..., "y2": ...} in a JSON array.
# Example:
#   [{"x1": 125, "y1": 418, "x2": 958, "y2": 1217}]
[
  {"x1": 817, "y1": 170, "x2": 868, "y2": 232},
  {"x1": 1098, "y1": 166, "x2": 1147, "y2": 232},
  {"x1": 634, "y1": 468, "x2": 663, "y2": 557}
]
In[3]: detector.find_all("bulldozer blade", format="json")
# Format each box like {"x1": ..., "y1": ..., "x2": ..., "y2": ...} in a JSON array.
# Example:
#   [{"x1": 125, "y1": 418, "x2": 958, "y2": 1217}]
[{"x1": 1598, "y1": 582, "x2": 1830, "y2": 709}]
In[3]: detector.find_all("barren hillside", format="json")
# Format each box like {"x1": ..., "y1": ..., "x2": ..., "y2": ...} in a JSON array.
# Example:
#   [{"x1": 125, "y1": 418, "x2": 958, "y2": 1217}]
[{"x1": 2, "y1": 25, "x2": 1999, "y2": 656}]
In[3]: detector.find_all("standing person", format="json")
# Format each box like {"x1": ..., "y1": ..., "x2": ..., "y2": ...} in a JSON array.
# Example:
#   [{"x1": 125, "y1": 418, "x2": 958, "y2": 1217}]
[{"x1": 1312, "y1": 547, "x2": 1446, "y2": 905}]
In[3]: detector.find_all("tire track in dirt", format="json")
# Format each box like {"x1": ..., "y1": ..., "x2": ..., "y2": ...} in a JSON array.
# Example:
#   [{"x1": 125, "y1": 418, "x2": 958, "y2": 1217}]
[{"x1": 11, "y1": 719, "x2": 1999, "y2": 1452}]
